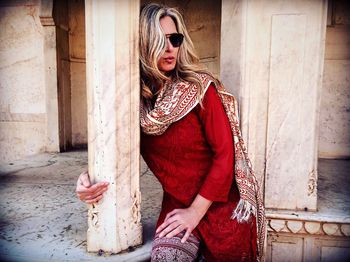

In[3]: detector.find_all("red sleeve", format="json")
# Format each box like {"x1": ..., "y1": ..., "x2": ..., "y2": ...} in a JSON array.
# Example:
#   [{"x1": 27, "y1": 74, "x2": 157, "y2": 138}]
[{"x1": 195, "y1": 83, "x2": 234, "y2": 202}]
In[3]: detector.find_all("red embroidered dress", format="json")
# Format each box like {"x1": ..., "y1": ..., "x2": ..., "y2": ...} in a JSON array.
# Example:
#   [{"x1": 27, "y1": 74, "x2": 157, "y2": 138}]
[{"x1": 141, "y1": 84, "x2": 257, "y2": 261}]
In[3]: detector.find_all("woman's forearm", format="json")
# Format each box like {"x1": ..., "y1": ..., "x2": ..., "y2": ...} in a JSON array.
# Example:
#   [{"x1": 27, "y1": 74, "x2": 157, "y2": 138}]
[{"x1": 189, "y1": 194, "x2": 213, "y2": 220}]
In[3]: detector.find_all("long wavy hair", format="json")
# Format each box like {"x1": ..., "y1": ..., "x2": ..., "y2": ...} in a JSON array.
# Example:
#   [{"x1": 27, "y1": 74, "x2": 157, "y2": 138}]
[{"x1": 139, "y1": 3, "x2": 219, "y2": 103}]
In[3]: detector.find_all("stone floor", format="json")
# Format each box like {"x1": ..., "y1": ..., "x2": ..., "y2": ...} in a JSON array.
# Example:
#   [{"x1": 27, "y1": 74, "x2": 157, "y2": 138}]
[
  {"x1": 0, "y1": 151, "x2": 349, "y2": 262},
  {"x1": 0, "y1": 150, "x2": 162, "y2": 262}
]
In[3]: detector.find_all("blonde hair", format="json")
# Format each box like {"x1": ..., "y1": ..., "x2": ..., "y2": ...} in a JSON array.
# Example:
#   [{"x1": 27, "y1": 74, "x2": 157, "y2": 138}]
[{"x1": 139, "y1": 3, "x2": 219, "y2": 103}]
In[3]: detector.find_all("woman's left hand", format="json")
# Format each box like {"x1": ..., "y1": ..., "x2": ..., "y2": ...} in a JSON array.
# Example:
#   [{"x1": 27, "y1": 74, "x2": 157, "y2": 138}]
[{"x1": 156, "y1": 207, "x2": 202, "y2": 243}]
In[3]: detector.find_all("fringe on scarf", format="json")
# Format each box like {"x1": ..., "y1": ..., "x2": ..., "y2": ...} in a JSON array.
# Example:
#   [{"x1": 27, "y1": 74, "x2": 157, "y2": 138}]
[{"x1": 231, "y1": 199, "x2": 256, "y2": 223}]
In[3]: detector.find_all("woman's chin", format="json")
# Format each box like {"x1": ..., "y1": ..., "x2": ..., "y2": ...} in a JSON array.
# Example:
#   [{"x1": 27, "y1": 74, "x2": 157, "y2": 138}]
[{"x1": 159, "y1": 63, "x2": 176, "y2": 73}]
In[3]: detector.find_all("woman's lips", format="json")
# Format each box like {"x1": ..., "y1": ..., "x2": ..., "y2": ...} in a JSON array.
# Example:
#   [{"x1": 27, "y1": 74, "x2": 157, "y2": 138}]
[{"x1": 164, "y1": 56, "x2": 175, "y2": 63}]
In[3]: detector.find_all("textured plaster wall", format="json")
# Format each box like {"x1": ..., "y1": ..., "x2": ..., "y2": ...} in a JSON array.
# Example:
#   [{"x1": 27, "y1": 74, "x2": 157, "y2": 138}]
[
  {"x1": 0, "y1": 1, "x2": 47, "y2": 163},
  {"x1": 319, "y1": 1, "x2": 350, "y2": 158}
]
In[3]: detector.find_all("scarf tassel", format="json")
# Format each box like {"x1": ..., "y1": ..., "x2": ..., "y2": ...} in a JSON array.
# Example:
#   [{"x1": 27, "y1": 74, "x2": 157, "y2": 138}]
[{"x1": 231, "y1": 199, "x2": 256, "y2": 223}]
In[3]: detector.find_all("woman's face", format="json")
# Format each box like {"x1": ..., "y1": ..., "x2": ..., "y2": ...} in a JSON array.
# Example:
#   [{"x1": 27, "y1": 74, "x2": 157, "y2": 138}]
[{"x1": 157, "y1": 16, "x2": 179, "y2": 73}]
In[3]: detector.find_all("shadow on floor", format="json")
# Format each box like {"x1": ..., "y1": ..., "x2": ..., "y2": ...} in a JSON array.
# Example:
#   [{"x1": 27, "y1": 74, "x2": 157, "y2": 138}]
[{"x1": 0, "y1": 150, "x2": 162, "y2": 262}]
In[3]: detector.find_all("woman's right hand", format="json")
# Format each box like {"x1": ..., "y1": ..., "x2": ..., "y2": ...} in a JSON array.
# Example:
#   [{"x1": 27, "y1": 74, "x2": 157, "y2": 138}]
[{"x1": 76, "y1": 170, "x2": 109, "y2": 204}]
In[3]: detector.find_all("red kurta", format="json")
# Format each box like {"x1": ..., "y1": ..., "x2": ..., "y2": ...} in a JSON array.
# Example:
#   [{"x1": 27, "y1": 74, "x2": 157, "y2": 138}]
[{"x1": 141, "y1": 84, "x2": 257, "y2": 261}]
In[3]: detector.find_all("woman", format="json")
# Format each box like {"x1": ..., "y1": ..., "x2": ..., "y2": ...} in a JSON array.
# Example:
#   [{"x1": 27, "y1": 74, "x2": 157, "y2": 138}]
[{"x1": 76, "y1": 3, "x2": 265, "y2": 262}]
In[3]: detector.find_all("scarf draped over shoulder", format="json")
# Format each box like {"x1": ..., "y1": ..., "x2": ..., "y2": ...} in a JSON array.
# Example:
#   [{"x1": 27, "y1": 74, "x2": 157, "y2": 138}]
[{"x1": 140, "y1": 73, "x2": 267, "y2": 262}]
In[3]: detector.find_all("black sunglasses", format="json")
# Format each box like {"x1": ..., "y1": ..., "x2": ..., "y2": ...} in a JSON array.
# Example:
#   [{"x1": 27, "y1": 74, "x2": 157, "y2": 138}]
[{"x1": 165, "y1": 33, "x2": 184, "y2": 48}]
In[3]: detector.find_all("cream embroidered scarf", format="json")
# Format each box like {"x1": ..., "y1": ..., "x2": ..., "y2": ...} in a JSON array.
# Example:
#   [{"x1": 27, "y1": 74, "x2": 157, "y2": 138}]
[{"x1": 140, "y1": 73, "x2": 266, "y2": 262}]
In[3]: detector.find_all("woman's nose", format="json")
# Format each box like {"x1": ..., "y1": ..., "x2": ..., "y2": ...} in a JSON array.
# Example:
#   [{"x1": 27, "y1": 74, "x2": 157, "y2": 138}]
[{"x1": 165, "y1": 38, "x2": 175, "y2": 51}]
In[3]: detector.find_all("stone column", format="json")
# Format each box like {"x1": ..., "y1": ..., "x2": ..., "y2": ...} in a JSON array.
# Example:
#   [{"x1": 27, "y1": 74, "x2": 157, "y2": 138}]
[
  {"x1": 220, "y1": 0, "x2": 328, "y2": 211},
  {"x1": 85, "y1": 0, "x2": 142, "y2": 253},
  {"x1": 39, "y1": 0, "x2": 60, "y2": 152},
  {"x1": 220, "y1": 1, "x2": 337, "y2": 261}
]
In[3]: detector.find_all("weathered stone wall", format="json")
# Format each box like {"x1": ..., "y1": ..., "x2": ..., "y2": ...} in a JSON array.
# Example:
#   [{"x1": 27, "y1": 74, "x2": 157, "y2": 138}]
[
  {"x1": 319, "y1": 0, "x2": 350, "y2": 159},
  {"x1": 0, "y1": 1, "x2": 47, "y2": 163},
  {"x1": 0, "y1": 0, "x2": 87, "y2": 162}
]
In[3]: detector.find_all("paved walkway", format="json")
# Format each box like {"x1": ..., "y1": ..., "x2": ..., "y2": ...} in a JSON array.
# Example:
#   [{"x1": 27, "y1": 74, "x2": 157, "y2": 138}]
[
  {"x1": 0, "y1": 151, "x2": 349, "y2": 261},
  {"x1": 0, "y1": 150, "x2": 162, "y2": 262}
]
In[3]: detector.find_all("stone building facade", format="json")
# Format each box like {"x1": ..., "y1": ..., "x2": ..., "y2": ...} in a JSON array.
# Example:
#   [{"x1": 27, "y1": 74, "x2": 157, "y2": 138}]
[{"x1": 0, "y1": 0, "x2": 349, "y2": 261}]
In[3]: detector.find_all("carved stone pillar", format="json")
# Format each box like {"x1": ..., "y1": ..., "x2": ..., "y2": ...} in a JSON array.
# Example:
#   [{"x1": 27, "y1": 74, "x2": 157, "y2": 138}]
[
  {"x1": 85, "y1": 0, "x2": 142, "y2": 253},
  {"x1": 220, "y1": 0, "x2": 328, "y2": 211},
  {"x1": 220, "y1": 1, "x2": 348, "y2": 261}
]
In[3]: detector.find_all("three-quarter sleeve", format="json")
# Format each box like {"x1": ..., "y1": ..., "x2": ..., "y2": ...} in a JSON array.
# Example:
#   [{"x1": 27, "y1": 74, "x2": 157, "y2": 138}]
[{"x1": 196, "y1": 83, "x2": 234, "y2": 202}]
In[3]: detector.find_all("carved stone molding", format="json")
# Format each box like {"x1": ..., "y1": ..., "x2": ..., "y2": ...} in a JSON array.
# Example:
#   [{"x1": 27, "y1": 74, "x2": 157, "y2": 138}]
[
  {"x1": 307, "y1": 169, "x2": 317, "y2": 196},
  {"x1": 267, "y1": 217, "x2": 350, "y2": 237}
]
